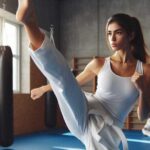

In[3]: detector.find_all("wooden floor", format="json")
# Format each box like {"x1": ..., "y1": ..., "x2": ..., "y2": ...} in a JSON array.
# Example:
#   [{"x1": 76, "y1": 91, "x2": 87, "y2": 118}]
[{"x1": 0, "y1": 129, "x2": 150, "y2": 150}]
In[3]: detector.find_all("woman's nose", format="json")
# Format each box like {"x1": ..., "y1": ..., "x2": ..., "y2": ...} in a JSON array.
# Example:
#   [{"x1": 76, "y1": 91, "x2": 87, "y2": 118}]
[{"x1": 111, "y1": 33, "x2": 116, "y2": 41}]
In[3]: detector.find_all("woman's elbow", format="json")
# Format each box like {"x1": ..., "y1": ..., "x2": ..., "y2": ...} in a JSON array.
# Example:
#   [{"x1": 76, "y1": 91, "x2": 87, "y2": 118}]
[{"x1": 137, "y1": 107, "x2": 149, "y2": 121}]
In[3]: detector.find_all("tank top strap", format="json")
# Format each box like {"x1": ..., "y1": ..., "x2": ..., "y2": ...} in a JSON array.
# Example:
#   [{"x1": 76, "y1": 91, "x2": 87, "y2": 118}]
[
  {"x1": 100, "y1": 57, "x2": 110, "y2": 70},
  {"x1": 105, "y1": 57, "x2": 111, "y2": 65},
  {"x1": 135, "y1": 60, "x2": 143, "y2": 75}
]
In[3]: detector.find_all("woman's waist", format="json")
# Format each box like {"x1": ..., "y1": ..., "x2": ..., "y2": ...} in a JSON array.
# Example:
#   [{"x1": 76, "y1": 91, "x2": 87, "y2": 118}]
[
  {"x1": 93, "y1": 92, "x2": 137, "y2": 124},
  {"x1": 84, "y1": 92, "x2": 123, "y2": 128}
]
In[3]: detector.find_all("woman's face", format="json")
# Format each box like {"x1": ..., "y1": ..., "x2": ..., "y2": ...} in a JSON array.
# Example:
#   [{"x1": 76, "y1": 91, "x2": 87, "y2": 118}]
[{"x1": 107, "y1": 22, "x2": 131, "y2": 52}]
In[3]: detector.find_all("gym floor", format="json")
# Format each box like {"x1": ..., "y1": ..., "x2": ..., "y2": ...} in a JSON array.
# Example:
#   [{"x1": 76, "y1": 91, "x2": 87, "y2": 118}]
[{"x1": 0, "y1": 129, "x2": 149, "y2": 150}]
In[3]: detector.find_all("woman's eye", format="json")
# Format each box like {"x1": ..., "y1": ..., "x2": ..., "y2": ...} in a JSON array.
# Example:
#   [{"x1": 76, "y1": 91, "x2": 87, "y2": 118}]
[
  {"x1": 117, "y1": 32, "x2": 122, "y2": 35},
  {"x1": 107, "y1": 32, "x2": 111, "y2": 36}
]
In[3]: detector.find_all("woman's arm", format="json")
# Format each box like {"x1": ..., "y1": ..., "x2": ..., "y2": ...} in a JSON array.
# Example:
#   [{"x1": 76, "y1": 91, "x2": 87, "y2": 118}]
[
  {"x1": 30, "y1": 67, "x2": 95, "y2": 100},
  {"x1": 137, "y1": 91, "x2": 150, "y2": 121},
  {"x1": 31, "y1": 58, "x2": 104, "y2": 100},
  {"x1": 31, "y1": 84, "x2": 52, "y2": 100},
  {"x1": 133, "y1": 64, "x2": 150, "y2": 121}
]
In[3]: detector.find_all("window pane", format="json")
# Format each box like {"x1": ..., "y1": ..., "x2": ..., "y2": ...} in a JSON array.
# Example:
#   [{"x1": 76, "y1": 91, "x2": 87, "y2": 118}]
[
  {"x1": 13, "y1": 57, "x2": 18, "y2": 91},
  {"x1": 2, "y1": 21, "x2": 20, "y2": 92},
  {"x1": 3, "y1": 22, "x2": 18, "y2": 55}
]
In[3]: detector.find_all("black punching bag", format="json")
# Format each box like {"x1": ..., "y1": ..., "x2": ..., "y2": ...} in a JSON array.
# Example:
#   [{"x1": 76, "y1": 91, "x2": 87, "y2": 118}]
[
  {"x1": 0, "y1": 46, "x2": 13, "y2": 146},
  {"x1": 45, "y1": 91, "x2": 57, "y2": 128}
]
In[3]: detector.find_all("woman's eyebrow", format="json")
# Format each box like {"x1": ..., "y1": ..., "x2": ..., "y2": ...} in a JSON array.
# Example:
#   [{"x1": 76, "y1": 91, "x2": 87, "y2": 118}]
[{"x1": 107, "y1": 28, "x2": 124, "y2": 32}]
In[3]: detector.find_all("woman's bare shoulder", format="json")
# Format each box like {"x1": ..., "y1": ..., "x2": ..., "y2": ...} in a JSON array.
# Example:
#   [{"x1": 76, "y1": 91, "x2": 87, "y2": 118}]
[
  {"x1": 89, "y1": 56, "x2": 106, "y2": 67},
  {"x1": 85, "y1": 56, "x2": 106, "y2": 74},
  {"x1": 93, "y1": 56, "x2": 106, "y2": 63}
]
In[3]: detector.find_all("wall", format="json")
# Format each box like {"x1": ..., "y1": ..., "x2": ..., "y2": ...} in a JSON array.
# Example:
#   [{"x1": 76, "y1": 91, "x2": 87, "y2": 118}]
[
  {"x1": 60, "y1": 0, "x2": 150, "y2": 62},
  {"x1": 59, "y1": 0, "x2": 99, "y2": 64},
  {"x1": 98, "y1": 0, "x2": 150, "y2": 56},
  {"x1": 0, "y1": 0, "x2": 17, "y2": 13},
  {"x1": 13, "y1": 94, "x2": 45, "y2": 135}
]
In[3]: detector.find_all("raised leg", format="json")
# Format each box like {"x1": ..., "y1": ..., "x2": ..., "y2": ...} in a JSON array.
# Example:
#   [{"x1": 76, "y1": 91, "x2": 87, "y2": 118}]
[{"x1": 16, "y1": 0, "x2": 88, "y2": 142}]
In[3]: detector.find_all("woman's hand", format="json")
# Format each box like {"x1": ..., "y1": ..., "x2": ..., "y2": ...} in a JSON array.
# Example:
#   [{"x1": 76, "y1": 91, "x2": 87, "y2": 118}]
[
  {"x1": 31, "y1": 86, "x2": 45, "y2": 100},
  {"x1": 131, "y1": 71, "x2": 145, "y2": 93},
  {"x1": 132, "y1": 71, "x2": 150, "y2": 120},
  {"x1": 131, "y1": 65, "x2": 150, "y2": 120}
]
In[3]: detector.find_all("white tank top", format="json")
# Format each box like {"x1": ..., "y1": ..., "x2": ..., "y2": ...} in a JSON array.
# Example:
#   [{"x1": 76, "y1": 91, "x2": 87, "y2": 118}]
[{"x1": 94, "y1": 57, "x2": 143, "y2": 123}]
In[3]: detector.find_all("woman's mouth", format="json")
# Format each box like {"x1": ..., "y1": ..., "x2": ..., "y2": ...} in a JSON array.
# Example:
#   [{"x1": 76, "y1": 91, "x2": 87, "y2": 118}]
[{"x1": 111, "y1": 44, "x2": 117, "y2": 47}]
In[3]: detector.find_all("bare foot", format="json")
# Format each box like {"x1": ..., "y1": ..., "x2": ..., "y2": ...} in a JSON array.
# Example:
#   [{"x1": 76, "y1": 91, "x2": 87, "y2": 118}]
[
  {"x1": 16, "y1": 0, "x2": 36, "y2": 24},
  {"x1": 16, "y1": 0, "x2": 45, "y2": 50}
]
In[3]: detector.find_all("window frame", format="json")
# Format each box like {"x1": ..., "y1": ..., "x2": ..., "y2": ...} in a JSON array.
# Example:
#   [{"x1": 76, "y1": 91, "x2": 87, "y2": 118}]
[{"x1": 0, "y1": 9, "x2": 21, "y2": 92}]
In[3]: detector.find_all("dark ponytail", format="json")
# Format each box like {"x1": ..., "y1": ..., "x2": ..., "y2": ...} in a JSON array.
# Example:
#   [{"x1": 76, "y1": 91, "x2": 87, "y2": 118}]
[
  {"x1": 106, "y1": 13, "x2": 148, "y2": 62},
  {"x1": 131, "y1": 17, "x2": 147, "y2": 62}
]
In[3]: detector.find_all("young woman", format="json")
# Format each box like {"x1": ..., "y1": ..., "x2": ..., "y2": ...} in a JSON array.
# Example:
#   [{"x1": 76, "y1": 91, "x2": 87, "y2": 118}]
[{"x1": 16, "y1": 0, "x2": 150, "y2": 149}]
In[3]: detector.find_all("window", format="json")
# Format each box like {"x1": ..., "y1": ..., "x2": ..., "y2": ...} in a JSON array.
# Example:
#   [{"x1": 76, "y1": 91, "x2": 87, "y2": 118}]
[
  {"x1": 2, "y1": 21, "x2": 20, "y2": 92},
  {"x1": 0, "y1": 8, "x2": 48, "y2": 93},
  {"x1": 0, "y1": 9, "x2": 21, "y2": 92}
]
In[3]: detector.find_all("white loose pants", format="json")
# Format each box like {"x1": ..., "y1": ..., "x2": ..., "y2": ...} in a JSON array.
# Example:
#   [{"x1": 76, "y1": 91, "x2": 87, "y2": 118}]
[{"x1": 30, "y1": 34, "x2": 128, "y2": 150}]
